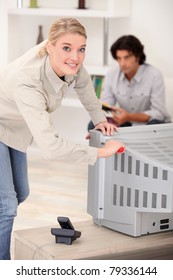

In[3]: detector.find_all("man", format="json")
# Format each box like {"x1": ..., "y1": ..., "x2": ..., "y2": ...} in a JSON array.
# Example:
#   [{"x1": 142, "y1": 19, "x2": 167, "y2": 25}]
[{"x1": 88, "y1": 35, "x2": 171, "y2": 130}]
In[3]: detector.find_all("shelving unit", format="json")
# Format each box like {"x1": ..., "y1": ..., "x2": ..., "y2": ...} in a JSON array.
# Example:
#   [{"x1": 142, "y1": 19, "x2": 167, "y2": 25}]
[
  {"x1": 8, "y1": 7, "x2": 129, "y2": 18},
  {"x1": 8, "y1": 0, "x2": 131, "y2": 67},
  {"x1": 11, "y1": 0, "x2": 131, "y2": 18}
]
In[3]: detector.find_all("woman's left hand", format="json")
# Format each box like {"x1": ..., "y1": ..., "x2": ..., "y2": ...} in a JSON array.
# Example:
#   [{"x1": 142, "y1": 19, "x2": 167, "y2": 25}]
[
  {"x1": 86, "y1": 121, "x2": 118, "y2": 139},
  {"x1": 95, "y1": 121, "x2": 118, "y2": 135}
]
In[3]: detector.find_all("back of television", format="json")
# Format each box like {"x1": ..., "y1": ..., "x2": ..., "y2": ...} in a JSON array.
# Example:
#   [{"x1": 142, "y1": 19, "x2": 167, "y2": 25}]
[{"x1": 87, "y1": 124, "x2": 173, "y2": 236}]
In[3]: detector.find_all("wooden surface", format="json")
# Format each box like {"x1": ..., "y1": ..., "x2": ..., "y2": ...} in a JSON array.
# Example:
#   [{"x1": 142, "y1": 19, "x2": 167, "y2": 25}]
[{"x1": 14, "y1": 220, "x2": 173, "y2": 260}]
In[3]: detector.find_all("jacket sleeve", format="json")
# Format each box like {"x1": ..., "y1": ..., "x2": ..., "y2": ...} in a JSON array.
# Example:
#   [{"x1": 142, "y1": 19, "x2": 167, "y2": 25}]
[{"x1": 14, "y1": 83, "x2": 98, "y2": 165}]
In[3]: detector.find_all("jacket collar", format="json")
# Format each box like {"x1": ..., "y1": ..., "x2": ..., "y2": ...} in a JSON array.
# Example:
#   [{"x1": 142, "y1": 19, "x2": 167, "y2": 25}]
[{"x1": 41, "y1": 56, "x2": 77, "y2": 95}]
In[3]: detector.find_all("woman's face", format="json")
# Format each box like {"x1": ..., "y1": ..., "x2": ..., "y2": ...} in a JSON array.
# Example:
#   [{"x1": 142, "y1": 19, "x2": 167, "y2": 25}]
[{"x1": 47, "y1": 33, "x2": 86, "y2": 77}]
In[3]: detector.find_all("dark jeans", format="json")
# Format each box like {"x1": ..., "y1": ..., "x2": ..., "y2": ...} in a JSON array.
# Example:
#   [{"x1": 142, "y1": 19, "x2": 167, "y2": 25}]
[{"x1": 87, "y1": 119, "x2": 166, "y2": 131}]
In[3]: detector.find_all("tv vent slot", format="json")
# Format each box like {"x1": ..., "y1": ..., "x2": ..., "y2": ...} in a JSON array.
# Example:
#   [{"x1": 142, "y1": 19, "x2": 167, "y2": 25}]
[
  {"x1": 160, "y1": 219, "x2": 169, "y2": 224},
  {"x1": 114, "y1": 155, "x2": 118, "y2": 171},
  {"x1": 160, "y1": 224, "x2": 169, "y2": 230},
  {"x1": 134, "y1": 189, "x2": 139, "y2": 207},
  {"x1": 121, "y1": 154, "x2": 125, "y2": 172},
  {"x1": 143, "y1": 191, "x2": 148, "y2": 208},
  {"x1": 136, "y1": 160, "x2": 140, "y2": 176},
  {"x1": 128, "y1": 156, "x2": 132, "y2": 174},
  {"x1": 161, "y1": 194, "x2": 167, "y2": 208},
  {"x1": 120, "y1": 186, "x2": 124, "y2": 206},
  {"x1": 153, "y1": 166, "x2": 158, "y2": 179},
  {"x1": 152, "y1": 193, "x2": 157, "y2": 208},
  {"x1": 127, "y1": 188, "x2": 131, "y2": 206},
  {"x1": 162, "y1": 170, "x2": 168, "y2": 180},
  {"x1": 113, "y1": 184, "x2": 117, "y2": 205},
  {"x1": 144, "y1": 163, "x2": 149, "y2": 177}
]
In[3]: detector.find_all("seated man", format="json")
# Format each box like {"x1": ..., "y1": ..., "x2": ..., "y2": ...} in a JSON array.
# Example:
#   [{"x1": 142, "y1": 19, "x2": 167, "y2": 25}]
[{"x1": 88, "y1": 35, "x2": 171, "y2": 130}]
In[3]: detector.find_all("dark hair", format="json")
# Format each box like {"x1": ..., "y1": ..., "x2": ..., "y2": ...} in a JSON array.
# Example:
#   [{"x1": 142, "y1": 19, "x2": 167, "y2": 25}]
[{"x1": 110, "y1": 35, "x2": 146, "y2": 64}]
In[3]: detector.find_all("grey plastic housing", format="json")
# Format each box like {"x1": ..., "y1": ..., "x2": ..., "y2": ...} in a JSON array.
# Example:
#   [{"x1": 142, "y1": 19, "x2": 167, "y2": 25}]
[{"x1": 87, "y1": 123, "x2": 173, "y2": 236}]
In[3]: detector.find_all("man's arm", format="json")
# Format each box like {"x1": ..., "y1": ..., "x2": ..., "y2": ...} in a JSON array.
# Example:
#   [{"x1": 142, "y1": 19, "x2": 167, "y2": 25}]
[{"x1": 112, "y1": 107, "x2": 150, "y2": 126}]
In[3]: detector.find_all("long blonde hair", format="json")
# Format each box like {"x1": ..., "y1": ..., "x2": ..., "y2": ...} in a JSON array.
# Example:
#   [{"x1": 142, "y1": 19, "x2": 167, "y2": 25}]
[{"x1": 38, "y1": 17, "x2": 87, "y2": 57}]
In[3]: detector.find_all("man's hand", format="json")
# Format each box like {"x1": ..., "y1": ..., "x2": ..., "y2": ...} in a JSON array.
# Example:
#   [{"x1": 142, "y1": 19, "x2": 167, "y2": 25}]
[
  {"x1": 112, "y1": 107, "x2": 130, "y2": 126},
  {"x1": 111, "y1": 107, "x2": 150, "y2": 125}
]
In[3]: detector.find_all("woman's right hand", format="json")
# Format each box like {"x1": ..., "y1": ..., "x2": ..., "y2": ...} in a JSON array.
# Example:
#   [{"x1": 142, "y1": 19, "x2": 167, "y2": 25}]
[{"x1": 97, "y1": 140, "x2": 125, "y2": 158}]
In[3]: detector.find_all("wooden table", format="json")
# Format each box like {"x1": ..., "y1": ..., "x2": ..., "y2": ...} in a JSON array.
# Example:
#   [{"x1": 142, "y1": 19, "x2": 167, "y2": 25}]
[{"x1": 14, "y1": 220, "x2": 173, "y2": 260}]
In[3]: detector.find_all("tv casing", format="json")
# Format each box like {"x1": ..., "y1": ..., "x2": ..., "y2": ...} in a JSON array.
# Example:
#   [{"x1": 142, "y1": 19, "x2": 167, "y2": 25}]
[{"x1": 87, "y1": 124, "x2": 173, "y2": 236}]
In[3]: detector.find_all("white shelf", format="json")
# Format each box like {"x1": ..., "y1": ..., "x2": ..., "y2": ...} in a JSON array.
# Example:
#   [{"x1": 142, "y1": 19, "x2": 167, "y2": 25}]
[
  {"x1": 85, "y1": 64, "x2": 111, "y2": 76},
  {"x1": 8, "y1": 7, "x2": 130, "y2": 18},
  {"x1": 8, "y1": 0, "x2": 131, "y2": 66},
  {"x1": 9, "y1": 0, "x2": 131, "y2": 18}
]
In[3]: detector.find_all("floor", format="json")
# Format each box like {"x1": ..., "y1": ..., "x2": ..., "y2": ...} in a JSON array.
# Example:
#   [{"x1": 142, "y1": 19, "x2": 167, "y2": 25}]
[{"x1": 12, "y1": 147, "x2": 92, "y2": 258}]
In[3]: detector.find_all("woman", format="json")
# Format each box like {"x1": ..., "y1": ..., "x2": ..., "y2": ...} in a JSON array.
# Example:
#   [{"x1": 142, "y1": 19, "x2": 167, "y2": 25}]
[{"x1": 0, "y1": 17, "x2": 125, "y2": 259}]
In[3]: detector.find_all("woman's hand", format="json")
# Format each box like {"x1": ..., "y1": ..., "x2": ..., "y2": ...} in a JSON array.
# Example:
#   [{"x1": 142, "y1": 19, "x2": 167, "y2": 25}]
[
  {"x1": 94, "y1": 121, "x2": 118, "y2": 136},
  {"x1": 97, "y1": 140, "x2": 126, "y2": 158},
  {"x1": 86, "y1": 121, "x2": 118, "y2": 140}
]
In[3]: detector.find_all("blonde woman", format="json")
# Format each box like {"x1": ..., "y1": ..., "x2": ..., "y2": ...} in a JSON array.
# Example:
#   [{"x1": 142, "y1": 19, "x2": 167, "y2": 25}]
[{"x1": 0, "y1": 17, "x2": 125, "y2": 259}]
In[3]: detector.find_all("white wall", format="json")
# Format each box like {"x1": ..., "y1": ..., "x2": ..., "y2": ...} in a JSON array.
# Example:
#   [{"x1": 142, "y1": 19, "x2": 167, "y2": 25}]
[
  {"x1": 130, "y1": 0, "x2": 173, "y2": 78},
  {"x1": 127, "y1": 0, "x2": 173, "y2": 118},
  {"x1": 0, "y1": 1, "x2": 8, "y2": 68}
]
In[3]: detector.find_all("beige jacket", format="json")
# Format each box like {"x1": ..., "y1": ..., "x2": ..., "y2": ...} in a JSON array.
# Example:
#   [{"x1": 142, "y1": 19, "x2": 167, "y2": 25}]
[{"x1": 0, "y1": 42, "x2": 106, "y2": 165}]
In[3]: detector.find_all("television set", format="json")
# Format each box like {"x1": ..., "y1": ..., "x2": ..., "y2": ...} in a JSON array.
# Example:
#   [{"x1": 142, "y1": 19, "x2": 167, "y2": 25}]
[{"x1": 87, "y1": 123, "x2": 173, "y2": 236}]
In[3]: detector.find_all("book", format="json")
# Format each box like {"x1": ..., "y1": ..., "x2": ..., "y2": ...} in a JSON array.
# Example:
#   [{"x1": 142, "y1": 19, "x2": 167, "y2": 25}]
[
  {"x1": 91, "y1": 75, "x2": 104, "y2": 99},
  {"x1": 101, "y1": 102, "x2": 118, "y2": 126},
  {"x1": 101, "y1": 102, "x2": 116, "y2": 118}
]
